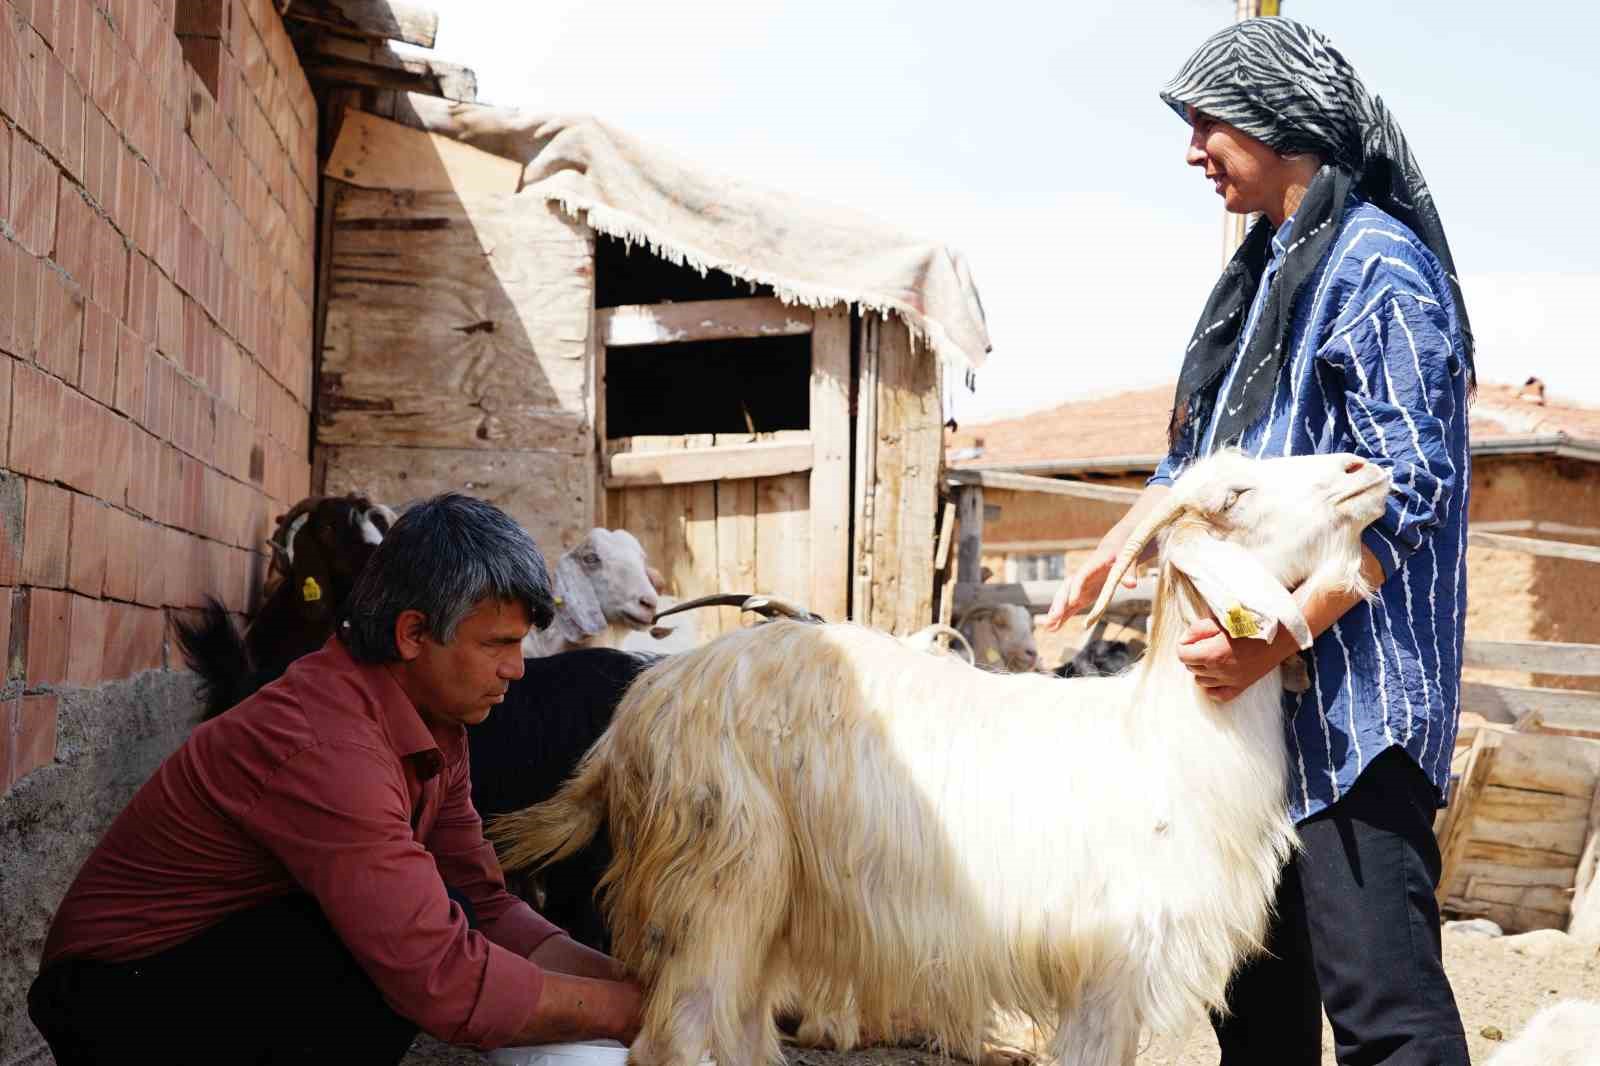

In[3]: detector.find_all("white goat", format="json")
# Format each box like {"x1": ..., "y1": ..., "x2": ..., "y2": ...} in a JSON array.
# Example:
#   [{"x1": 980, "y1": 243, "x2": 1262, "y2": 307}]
[
  {"x1": 957, "y1": 603, "x2": 1043, "y2": 672},
  {"x1": 493, "y1": 450, "x2": 1390, "y2": 1066},
  {"x1": 522, "y1": 528, "x2": 664, "y2": 657},
  {"x1": 1486, "y1": 999, "x2": 1600, "y2": 1066}
]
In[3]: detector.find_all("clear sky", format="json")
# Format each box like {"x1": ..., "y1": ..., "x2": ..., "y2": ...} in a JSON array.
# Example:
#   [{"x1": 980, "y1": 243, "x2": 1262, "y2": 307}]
[{"x1": 402, "y1": 1, "x2": 1600, "y2": 424}]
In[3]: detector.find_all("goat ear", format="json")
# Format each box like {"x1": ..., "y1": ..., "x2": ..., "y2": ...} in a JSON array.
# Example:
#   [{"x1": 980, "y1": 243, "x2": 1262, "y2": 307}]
[
  {"x1": 1164, "y1": 530, "x2": 1314, "y2": 651},
  {"x1": 554, "y1": 552, "x2": 607, "y2": 643}
]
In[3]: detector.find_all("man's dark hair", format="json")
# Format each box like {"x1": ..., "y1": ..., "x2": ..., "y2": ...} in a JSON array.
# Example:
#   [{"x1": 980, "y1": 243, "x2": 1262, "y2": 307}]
[{"x1": 341, "y1": 493, "x2": 555, "y2": 662}]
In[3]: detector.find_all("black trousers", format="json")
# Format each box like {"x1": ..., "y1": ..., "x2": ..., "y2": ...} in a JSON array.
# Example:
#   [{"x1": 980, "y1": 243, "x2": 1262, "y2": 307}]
[
  {"x1": 1212, "y1": 746, "x2": 1470, "y2": 1065},
  {"x1": 28, "y1": 892, "x2": 441, "y2": 1066}
]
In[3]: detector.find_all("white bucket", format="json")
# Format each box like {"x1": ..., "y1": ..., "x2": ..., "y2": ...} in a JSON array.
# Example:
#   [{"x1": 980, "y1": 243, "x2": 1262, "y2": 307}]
[
  {"x1": 484, "y1": 1040, "x2": 715, "y2": 1066},
  {"x1": 484, "y1": 1040, "x2": 629, "y2": 1066}
]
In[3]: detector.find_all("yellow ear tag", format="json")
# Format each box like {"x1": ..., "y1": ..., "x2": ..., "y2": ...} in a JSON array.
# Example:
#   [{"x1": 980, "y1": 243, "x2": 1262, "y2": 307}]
[
  {"x1": 301, "y1": 576, "x2": 323, "y2": 603},
  {"x1": 1223, "y1": 604, "x2": 1259, "y2": 639},
  {"x1": 984, "y1": 648, "x2": 1001, "y2": 663},
  {"x1": 553, "y1": 596, "x2": 564, "y2": 607}
]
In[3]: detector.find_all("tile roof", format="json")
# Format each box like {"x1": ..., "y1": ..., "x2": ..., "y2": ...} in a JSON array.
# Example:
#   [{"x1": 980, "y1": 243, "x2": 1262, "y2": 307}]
[{"x1": 946, "y1": 381, "x2": 1600, "y2": 470}]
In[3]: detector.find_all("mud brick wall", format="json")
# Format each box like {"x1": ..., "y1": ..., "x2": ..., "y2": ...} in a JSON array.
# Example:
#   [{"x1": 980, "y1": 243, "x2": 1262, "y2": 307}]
[{"x1": 0, "y1": 1, "x2": 318, "y2": 1058}]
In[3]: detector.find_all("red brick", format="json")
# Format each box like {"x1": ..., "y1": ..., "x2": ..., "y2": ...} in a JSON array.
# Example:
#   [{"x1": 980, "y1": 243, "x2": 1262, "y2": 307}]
[
  {"x1": 59, "y1": 70, "x2": 85, "y2": 182},
  {"x1": 37, "y1": 267, "x2": 85, "y2": 384},
  {"x1": 14, "y1": 691, "x2": 59, "y2": 782},
  {"x1": 66, "y1": 491, "x2": 106, "y2": 595},
  {"x1": 141, "y1": 349, "x2": 167, "y2": 436},
  {"x1": 10, "y1": 362, "x2": 64, "y2": 480},
  {"x1": 155, "y1": 268, "x2": 181, "y2": 355},
  {"x1": 124, "y1": 427, "x2": 158, "y2": 518},
  {"x1": 158, "y1": 441, "x2": 182, "y2": 524},
  {"x1": 11, "y1": 248, "x2": 41, "y2": 363},
  {"x1": 52, "y1": 178, "x2": 93, "y2": 283},
  {"x1": 96, "y1": 405, "x2": 131, "y2": 503},
  {"x1": 126, "y1": 251, "x2": 158, "y2": 340},
  {"x1": 14, "y1": 26, "x2": 48, "y2": 147},
  {"x1": 90, "y1": 25, "x2": 124, "y2": 123},
  {"x1": 134, "y1": 519, "x2": 164, "y2": 606},
  {"x1": 97, "y1": 115, "x2": 122, "y2": 221},
  {"x1": 101, "y1": 505, "x2": 137, "y2": 601},
  {"x1": 92, "y1": 216, "x2": 128, "y2": 317},
  {"x1": 0, "y1": 356, "x2": 10, "y2": 469},
  {"x1": 29, "y1": 0, "x2": 57, "y2": 48},
  {"x1": 78, "y1": 298, "x2": 116, "y2": 403},
  {"x1": 40, "y1": 43, "x2": 63, "y2": 163},
  {"x1": 0, "y1": 240, "x2": 16, "y2": 357},
  {"x1": 0, "y1": 587, "x2": 10, "y2": 676},
  {"x1": 103, "y1": 600, "x2": 160, "y2": 677},
  {"x1": 20, "y1": 477, "x2": 69, "y2": 588},
  {"x1": 71, "y1": 0, "x2": 94, "y2": 89},
  {"x1": 10, "y1": 134, "x2": 57, "y2": 257},
  {"x1": 57, "y1": 385, "x2": 99, "y2": 492},
  {"x1": 24, "y1": 586, "x2": 70, "y2": 683},
  {"x1": 0, "y1": 122, "x2": 10, "y2": 239},
  {"x1": 65, "y1": 591, "x2": 107, "y2": 683},
  {"x1": 112, "y1": 321, "x2": 147, "y2": 418}
]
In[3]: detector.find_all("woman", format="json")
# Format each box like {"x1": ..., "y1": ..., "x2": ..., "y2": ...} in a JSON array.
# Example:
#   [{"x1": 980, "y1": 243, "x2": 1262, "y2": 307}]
[{"x1": 1045, "y1": 18, "x2": 1472, "y2": 1064}]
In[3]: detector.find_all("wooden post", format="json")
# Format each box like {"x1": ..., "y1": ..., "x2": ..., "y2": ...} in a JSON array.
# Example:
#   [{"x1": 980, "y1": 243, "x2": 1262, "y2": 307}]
[
  {"x1": 956, "y1": 483, "x2": 984, "y2": 587},
  {"x1": 809, "y1": 307, "x2": 852, "y2": 622},
  {"x1": 1436, "y1": 729, "x2": 1501, "y2": 907},
  {"x1": 1567, "y1": 777, "x2": 1600, "y2": 942},
  {"x1": 850, "y1": 317, "x2": 880, "y2": 624}
]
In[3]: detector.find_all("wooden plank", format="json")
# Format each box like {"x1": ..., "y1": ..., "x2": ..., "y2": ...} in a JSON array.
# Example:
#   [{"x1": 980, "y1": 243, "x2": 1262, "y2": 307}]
[
  {"x1": 283, "y1": 0, "x2": 439, "y2": 47},
  {"x1": 1456, "y1": 860, "x2": 1575, "y2": 891},
  {"x1": 850, "y1": 317, "x2": 880, "y2": 624},
  {"x1": 716, "y1": 478, "x2": 758, "y2": 635},
  {"x1": 321, "y1": 188, "x2": 592, "y2": 451},
  {"x1": 1465, "y1": 640, "x2": 1600, "y2": 677},
  {"x1": 1462, "y1": 840, "x2": 1585, "y2": 871},
  {"x1": 1460, "y1": 877, "x2": 1573, "y2": 915},
  {"x1": 947, "y1": 468, "x2": 1142, "y2": 506},
  {"x1": 1468, "y1": 529, "x2": 1600, "y2": 564},
  {"x1": 308, "y1": 33, "x2": 477, "y2": 100},
  {"x1": 1474, "y1": 520, "x2": 1600, "y2": 540},
  {"x1": 599, "y1": 298, "x2": 814, "y2": 347},
  {"x1": 1567, "y1": 778, "x2": 1600, "y2": 942},
  {"x1": 866, "y1": 316, "x2": 941, "y2": 633},
  {"x1": 1442, "y1": 898, "x2": 1568, "y2": 933},
  {"x1": 324, "y1": 110, "x2": 521, "y2": 195},
  {"x1": 1462, "y1": 681, "x2": 1600, "y2": 728},
  {"x1": 320, "y1": 445, "x2": 592, "y2": 564},
  {"x1": 1469, "y1": 785, "x2": 1590, "y2": 858},
  {"x1": 1437, "y1": 730, "x2": 1499, "y2": 905},
  {"x1": 933, "y1": 498, "x2": 956, "y2": 572},
  {"x1": 755, "y1": 471, "x2": 812, "y2": 612},
  {"x1": 1485, "y1": 730, "x2": 1600, "y2": 800},
  {"x1": 955, "y1": 485, "x2": 983, "y2": 586},
  {"x1": 606, "y1": 439, "x2": 813, "y2": 488},
  {"x1": 808, "y1": 307, "x2": 852, "y2": 622}
]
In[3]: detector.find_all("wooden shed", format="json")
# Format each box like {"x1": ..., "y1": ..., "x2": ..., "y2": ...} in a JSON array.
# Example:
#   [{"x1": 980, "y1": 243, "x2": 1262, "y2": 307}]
[{"x1": 308, "y1": 102, "x2": 988, "y2": 637}]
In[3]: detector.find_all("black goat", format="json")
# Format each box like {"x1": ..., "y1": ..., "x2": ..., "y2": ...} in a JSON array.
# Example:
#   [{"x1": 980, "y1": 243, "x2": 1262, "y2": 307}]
[
  {"x1": 174, "y1": 493, "x2": 396, "y2": 719},
  {"x1": 470, "y1": 647, "x2": 664, "y2": 951}
]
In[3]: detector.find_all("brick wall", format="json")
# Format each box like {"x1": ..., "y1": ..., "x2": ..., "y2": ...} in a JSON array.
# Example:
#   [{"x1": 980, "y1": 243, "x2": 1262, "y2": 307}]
[{"x1": 0, "y1": 0, "x2": 317, "y2": 798}]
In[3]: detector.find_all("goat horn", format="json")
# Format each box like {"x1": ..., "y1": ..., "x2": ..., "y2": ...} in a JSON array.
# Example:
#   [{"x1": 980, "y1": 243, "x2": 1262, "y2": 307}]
[
  {"x1": 1083, "y1": 495, "x2": 1185, "y2": 629},
  {"x1": 652, "y1": 593, "x2": 756, "y2": 620},
  {"x1": 740, "y1": 595, "x2": 825, "y2": 624}
]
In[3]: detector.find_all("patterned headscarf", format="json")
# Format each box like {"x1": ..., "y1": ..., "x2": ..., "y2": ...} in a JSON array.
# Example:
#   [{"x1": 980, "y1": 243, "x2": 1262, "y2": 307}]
[{"x1": 1160, "y1": 17, "x2": 1473, "y2": 451}]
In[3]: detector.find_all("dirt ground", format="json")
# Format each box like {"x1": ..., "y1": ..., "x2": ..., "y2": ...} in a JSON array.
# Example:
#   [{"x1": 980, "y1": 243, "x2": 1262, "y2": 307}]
[{"x1": 400, "y1": 924, "x2": 1600, "y2": 1065}]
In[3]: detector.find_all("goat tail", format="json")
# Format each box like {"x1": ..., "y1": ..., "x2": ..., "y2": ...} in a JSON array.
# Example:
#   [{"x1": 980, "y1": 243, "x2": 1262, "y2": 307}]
[
  {"x1": 172, "y1": 596, "x2": 255, "y2": 720},
  {"x1": 488, "y1": 745, "x2": 611, "y2": 874}
]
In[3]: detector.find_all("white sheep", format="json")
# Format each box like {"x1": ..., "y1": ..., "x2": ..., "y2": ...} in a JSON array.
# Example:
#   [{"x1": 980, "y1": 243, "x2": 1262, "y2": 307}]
[
  {"x1": 492, "y1": 449, "x2": 1391, "y2": 1066},
  {"x1": 956, "y1": 603, "x2": 1043, "y2": 672},
  {"x1": 522, "y1": 528, "x2": 665, "y2": 657},
  {"x1": 1485, "y1": 999, "x2": 1600, "y2": 1066}
]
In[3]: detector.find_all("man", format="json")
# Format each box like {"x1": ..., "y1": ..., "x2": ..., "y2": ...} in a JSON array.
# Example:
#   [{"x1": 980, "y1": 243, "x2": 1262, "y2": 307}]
[
  {"x1": 1046, "y1": 17, "x2": 1470, "y2": 1065},
  {"x1": 29, "y1": 493, "x2": 642, "y2": 1064}
]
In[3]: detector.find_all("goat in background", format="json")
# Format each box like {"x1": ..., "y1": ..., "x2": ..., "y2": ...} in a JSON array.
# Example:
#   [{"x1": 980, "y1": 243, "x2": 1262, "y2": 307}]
[
  {"x1": 174, "y1": 493, "x2": 396, "y2": 719},
  {"x1": 491, "y1": 450, "x2": 1391, "y2": 1066},
  {"x1": 956, "y1": 603, "x2": 1043, "y2": 672},
  {"x1": 522, "y1": 528, "x2": 666, "y2": 657}
]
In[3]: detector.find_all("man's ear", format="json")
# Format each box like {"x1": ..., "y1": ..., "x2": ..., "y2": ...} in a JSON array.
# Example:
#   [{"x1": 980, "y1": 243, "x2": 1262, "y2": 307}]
[
  {"x1": 1165, "y1": 529, "x2": 1314, "y2": 650},
  {"x1": 393, "y1": 609, "x2": 431, "y2": 661}
]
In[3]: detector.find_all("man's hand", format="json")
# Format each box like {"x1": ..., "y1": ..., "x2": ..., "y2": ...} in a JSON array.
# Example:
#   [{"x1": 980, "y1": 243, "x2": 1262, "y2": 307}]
[
  {"x1": 1043, "y1": 545, "x2": 1136, "y2": 631},
  {"x1": 1176, "y1": 617, "x2": 1298, "y2": 703}
]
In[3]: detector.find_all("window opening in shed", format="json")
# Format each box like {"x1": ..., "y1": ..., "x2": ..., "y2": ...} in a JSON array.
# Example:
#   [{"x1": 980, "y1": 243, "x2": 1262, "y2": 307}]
[{"x1": 605, "y1": 337, "x2": 810, "y2": 439}]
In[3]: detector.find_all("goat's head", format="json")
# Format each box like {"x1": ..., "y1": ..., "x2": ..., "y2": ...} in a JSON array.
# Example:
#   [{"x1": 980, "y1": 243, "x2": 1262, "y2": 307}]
[
  {"x1": 266, "y1": 494, "x2": 398, "y2": 619},
  {"x1": 1085, "y1": 451, "x2": 1390, "y2": 648},
  {"x1": 549, "y1": 528, "x2": 663, "y2": 644},
  {"x1": 957, "y1": 603, "x2": 1041, "y2": 672}
]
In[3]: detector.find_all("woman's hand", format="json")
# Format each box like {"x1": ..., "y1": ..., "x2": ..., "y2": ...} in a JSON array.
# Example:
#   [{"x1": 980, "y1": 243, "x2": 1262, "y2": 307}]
[
  {"x1": 1176, "y1": 617, "x2": 1299, "y2": 702},
  {"x1": 1043, "y1": 544, "x2": 1136, "y2": 631}
]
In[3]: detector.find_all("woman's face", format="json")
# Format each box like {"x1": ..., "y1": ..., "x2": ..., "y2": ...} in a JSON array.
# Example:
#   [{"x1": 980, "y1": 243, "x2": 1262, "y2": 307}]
[{"x1": 1184, "y1": 107, "x2": 1288, "y2": 219}]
